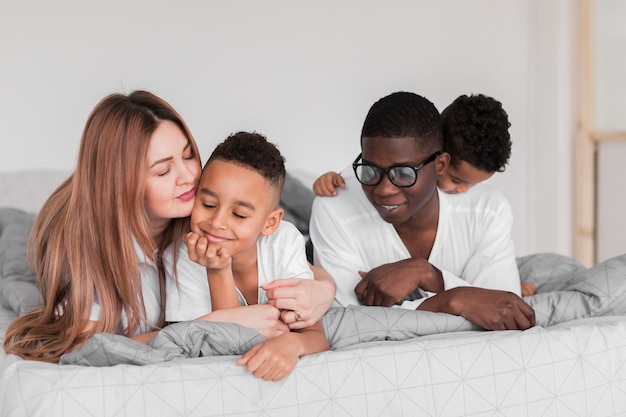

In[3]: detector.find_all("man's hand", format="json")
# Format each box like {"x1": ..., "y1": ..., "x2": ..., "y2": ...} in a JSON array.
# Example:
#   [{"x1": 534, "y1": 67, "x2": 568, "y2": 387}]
[
  {"x1": 354, "y1": 258, "x2": 444, "y2": 306},
  {"x1": 420, "y1": 286, "x2": 536, "y2": 330}
]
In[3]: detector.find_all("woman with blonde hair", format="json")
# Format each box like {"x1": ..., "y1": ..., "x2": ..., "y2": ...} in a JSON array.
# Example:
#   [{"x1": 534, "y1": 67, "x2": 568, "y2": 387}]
[{"x1": 4, "y1": 90, "x2": 334, "y2": 362}]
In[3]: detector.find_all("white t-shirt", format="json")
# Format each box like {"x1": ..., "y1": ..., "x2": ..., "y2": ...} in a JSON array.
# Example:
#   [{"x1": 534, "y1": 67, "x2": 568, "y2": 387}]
[
  {"x1": 165, "y1": 220, "x2": 313, "y2": 322},
  {"x1": 309, "y1": 176, "x2": 520, "y2": 309},
  {"x1": 89, "y1": 240, "x2": 162, "y2": 335}
]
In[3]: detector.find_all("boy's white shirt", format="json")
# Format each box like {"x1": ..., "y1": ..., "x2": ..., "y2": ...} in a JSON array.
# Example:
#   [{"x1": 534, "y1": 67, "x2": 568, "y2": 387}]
[
  {"x1": 309, "y1": 175, "x2": 521, "y2": 309},
  {"x1": 165, "y1": 220, "x2": 313, "y2": 322}
]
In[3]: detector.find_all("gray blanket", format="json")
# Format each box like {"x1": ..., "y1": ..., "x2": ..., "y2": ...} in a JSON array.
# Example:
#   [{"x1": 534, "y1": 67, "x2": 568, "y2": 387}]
[
  {"x1": 60, "y1": 253, "x2": 626, "y2": 366},
  {"x1": 2, "y1": 207, "x2": 625, "y2": 367}
]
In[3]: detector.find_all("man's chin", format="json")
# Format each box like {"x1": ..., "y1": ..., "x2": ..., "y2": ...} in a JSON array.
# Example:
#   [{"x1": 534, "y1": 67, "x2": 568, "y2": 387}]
[{"x1": 375, "y1": 206, "x2": 405, "y2": 224}]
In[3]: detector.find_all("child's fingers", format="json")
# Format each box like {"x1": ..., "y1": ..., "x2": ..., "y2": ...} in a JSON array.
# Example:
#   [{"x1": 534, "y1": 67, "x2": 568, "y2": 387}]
[
  {"x1": 333, "y1": 174, "x2": 346, "y2": 189},
  {"x1": 182, "y1": 231, "x2": 194, "y2": 243},
  {"x1": 313, "y1": 181, "x2": 330, "y2": 196},
  {"x1": 320, "y1": 181, "x2": 337, "y2": 196},
  {"x1": 237, "y1": 343, "x2": 262, "y2": 366}
]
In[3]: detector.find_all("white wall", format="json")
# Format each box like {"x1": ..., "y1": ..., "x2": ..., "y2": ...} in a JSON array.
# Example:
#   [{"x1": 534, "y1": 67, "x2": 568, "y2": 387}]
[{"x1": 0, "y1": 0, "x2": 577, "y2": 258}]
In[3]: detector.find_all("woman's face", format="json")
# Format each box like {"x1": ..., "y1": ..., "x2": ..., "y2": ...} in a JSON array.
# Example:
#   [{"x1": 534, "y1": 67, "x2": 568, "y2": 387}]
[{"x1": 144, "y1": 120, "x2": 201, "y2": 233}]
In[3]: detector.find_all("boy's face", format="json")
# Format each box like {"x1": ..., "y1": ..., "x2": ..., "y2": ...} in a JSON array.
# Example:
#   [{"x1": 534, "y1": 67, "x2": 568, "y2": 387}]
[
  {"x1": 360, "y1": 136, "x2": 447, "y2": 229},
  {"x1": 190, "y1": 159, "x2": 282, "y2": 260},
  {"x1": 437, "y1": 160, "x2": 494, "y2": 194}
]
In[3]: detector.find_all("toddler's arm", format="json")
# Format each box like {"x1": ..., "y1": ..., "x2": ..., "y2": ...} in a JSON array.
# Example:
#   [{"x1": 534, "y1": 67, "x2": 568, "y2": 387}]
[{"x1": 313, "y1": 171, "x2": 345, "y2": 196}]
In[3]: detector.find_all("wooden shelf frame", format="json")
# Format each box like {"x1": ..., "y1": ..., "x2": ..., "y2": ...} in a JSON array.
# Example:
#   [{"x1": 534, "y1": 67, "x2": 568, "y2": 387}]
[{"x1": 575, "y1": 0, "x2": 626, "y2": 266}]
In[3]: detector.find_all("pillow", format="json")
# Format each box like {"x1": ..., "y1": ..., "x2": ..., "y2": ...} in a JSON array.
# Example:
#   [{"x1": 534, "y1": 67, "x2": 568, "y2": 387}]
[{"x1": 0, "y1": 207, "x2": 42, "y2": 315}]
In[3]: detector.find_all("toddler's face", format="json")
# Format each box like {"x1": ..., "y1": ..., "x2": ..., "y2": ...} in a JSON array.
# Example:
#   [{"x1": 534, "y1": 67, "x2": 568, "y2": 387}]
[{"x1": 437, "y1": 160, "x2": 494, "y2": 194}]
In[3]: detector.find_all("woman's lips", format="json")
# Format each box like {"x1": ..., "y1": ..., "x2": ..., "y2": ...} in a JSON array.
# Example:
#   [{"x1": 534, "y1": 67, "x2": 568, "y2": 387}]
[{"x1": 177, "y1": 189, "x2": 195, "y2": 202}]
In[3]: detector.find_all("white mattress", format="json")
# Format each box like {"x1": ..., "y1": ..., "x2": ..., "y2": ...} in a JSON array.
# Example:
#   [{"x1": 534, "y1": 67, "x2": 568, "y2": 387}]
[{"x1": 2, "y1": 312, "x2": 626, "y2": 416}]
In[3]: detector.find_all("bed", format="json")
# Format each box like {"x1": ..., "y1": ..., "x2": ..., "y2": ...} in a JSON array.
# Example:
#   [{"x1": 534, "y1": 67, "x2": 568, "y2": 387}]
[{"x1": 1, "y1": 170, "x2": 626, "y2": 417}]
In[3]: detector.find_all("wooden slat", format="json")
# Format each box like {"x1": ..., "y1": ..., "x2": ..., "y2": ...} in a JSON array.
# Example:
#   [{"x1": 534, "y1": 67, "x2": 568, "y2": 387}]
[
  {"x1": 573, "y1": 0, "x2": 596, "y2": 266},
  {"x1": 590, "y1": 131, "x2": 626, "y2": 142}
]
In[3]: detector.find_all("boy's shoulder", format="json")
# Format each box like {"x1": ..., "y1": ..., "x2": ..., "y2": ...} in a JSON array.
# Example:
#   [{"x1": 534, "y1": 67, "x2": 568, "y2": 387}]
[
  {"x1": 257, "y1": 220, "x2": 313, "y2": 281},
  {"x1": 259, "y1": 220, "x2": 305, "y2": 247}
]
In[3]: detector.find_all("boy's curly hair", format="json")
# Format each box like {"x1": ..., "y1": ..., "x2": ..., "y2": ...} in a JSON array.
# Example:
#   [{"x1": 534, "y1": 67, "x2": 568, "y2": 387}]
[
  {"x1": 441, "y1": 94, "x2": 511, "y2": 172},
  {"x1": 207, "y1": 131, "x2": 286, "y2": 190}
]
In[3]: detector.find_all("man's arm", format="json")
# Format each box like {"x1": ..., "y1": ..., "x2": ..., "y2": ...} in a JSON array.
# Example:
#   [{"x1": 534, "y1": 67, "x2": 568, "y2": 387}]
[
  {"x1": 418, "y1": 287, "x2": 536, "y2": 330},
  {"x1": 309, "y1": 196, "x2": 369, "y2": 307},
  {"x1": 434, "y1": 191, "x2": 520, "y2": 295},
  {"x1": 418, "y1": 190, "x2": 534, "y2": 329}
]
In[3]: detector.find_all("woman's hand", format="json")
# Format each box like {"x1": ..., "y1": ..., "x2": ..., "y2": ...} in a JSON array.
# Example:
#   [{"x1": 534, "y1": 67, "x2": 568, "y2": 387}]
[
  {"x1": 263, "y1": 265, "x2": 336, "y2": 329},
  {"x1": 197, "y1": 304, "x2": 289, "y2": 339}
]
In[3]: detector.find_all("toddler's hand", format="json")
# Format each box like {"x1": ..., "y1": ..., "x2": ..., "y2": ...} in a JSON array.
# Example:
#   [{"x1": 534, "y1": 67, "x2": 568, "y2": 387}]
[
  {"x1": 313, "y1": 171, "x2": 345, "y2": 196},
  {"x1": 184, "y1": 232, "x2": 232, "y2": 271},
  {"x1": 521, "y1": 281, "x2": 536, "y2": 297}
]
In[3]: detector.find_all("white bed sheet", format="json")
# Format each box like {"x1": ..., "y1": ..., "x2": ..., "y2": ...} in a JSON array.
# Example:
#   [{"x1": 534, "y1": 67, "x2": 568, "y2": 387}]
[{"x1": 2, "y1": 310, "x2": 626, "y2": 417}]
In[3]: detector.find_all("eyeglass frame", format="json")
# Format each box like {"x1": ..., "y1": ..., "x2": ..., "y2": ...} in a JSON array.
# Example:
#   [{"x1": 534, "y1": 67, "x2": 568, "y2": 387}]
[{"x1": 352, "y1": 151, "x2": 442, "y2": 187}]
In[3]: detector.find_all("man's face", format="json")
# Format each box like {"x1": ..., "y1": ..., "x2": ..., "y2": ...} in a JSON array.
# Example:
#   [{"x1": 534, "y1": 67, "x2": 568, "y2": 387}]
[{"x1": 360, "y1": 136, "x2": 447, "y2": 228}]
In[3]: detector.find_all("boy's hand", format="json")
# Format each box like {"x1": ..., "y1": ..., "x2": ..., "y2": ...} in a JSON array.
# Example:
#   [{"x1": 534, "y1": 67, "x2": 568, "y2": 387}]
[
  {"x1": 237, "y1": 333, "x2": 301, "y2": 381},
  {"x1": 313, "y1": 171, "x2": 345, "y2": 196},
  {"x1": 184, "y1": 231, "x2": 232, "y2": 271}
]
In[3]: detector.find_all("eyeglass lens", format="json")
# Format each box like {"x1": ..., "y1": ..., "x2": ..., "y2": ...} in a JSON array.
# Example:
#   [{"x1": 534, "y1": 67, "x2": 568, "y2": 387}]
[
  {"x1": 353, "y1": 151, "x2": 441, "y2": 187},
  {"x1": 355, "y1": 165, "x2": 417, "y2": 186}
]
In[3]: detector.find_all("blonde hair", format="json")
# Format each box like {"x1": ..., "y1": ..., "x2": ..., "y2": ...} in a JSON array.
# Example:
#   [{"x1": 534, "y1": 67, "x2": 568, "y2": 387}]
[{"x1": 3, "y1": 91, "x2": 201, "y2": 362}]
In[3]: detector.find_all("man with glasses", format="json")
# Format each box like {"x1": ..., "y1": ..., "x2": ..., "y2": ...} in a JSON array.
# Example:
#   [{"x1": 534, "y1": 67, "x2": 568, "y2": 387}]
[{"x1": 309, "y1": 91, "x2": 535, "y2": 330}]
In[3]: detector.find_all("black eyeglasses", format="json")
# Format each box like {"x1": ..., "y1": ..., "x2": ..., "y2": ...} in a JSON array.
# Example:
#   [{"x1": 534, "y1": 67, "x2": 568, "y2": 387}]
[{"x1": 352, "y1": 151, "x2": 441, "y2": 187}]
